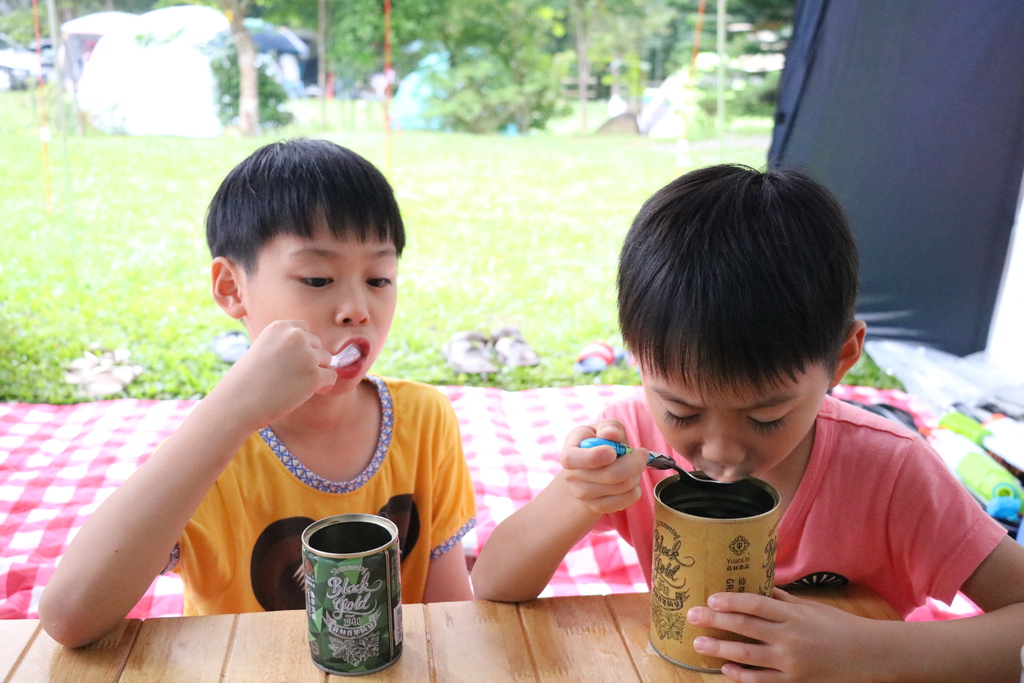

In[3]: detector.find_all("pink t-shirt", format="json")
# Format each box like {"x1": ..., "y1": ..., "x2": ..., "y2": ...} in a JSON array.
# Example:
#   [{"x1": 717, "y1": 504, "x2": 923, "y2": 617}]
[{"x1": 594, "y1": 394, "x2": 1007, "y2": 617}]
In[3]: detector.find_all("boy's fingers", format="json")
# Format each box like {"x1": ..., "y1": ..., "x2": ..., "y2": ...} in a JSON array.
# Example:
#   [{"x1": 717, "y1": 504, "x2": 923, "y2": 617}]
[
  {"x1": 562, "y1": 444, "x2": 648, "y2": 476},
  {"x1": 259, "y1": 319, "x2": 310, "y2": 338},
  {"x1": 563, "y1": 468, "x2": 641, "y2": 495},
  {"x1": 693, "y1": 635, "x2": 771, "y2": 672},
  {"x1": 578, "y1": 489, "x2": 643, "y2": 515},
  {"x1": 561, "y1": 425, "x2": 614, "y2": 468},
  {"x1": 563, "y1": 442, "x2": 616, "y2": 469},
  {"x1": 591, "y1": 419, "x2": 628, "y2": 444},
  {"x1": 313, "y1": 367, "x2": 340, "y2": 394},
  {"x1": 562, "y1": 419, "x2": 636, "y2": 470},
  {"x1": 706, "y1": 591, "x2": 784, "y2": 621}
]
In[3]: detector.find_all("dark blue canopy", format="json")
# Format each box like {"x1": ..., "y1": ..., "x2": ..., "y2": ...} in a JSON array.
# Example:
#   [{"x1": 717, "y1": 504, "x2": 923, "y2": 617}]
[{"x1": 769, "y1": 1, "x2": 1024, "y2": 356}]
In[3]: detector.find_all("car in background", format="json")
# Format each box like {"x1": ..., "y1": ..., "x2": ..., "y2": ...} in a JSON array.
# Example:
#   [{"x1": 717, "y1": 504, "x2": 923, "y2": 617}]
[
  {"x1": 28, "y1": 37, "x2": 56, "y2": 82},
  {"x1": 0, "y1": 32, "x2": 44, "y2": 91}
]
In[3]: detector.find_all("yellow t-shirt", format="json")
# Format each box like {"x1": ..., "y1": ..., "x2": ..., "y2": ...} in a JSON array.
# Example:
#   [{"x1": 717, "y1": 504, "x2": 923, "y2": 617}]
[{"x1": 172, "y1": 376, "x2": 476, "y2": 615}]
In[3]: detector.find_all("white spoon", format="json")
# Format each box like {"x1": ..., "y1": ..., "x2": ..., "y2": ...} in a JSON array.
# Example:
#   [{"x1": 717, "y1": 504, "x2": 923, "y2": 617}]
[{"x1": 329, "y1": 345, "x2": 360, "y2": 369}]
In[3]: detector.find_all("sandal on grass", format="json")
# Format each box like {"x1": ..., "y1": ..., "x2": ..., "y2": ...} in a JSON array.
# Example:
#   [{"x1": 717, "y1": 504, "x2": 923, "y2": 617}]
[
  {"x1": 65, "y1": 344, "x2": 144, "y2": 397},
  {"x1": 443, "y1": 331, "x2": 499, "y2": 374},
  {"x1": 211, "y1": 330, "x2": 250, "y2": 364},
  {"x1": 491, "y1": 327, "x2": 540, "y2": 367}
]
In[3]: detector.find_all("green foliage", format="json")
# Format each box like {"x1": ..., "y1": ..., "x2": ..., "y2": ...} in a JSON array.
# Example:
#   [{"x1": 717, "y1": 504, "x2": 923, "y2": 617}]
[
  {"x1": 423, "y1": 48, "x2": 571, "y2": 134},
  {"x1": 207, "y1": 37, "x2": 295, "y2": 129},
  {"x1": 0, "y1": 9, "x2": 40, "y2": 46},
  {"x1": 420, "y1": 0, "x2": 572, "y2": 133},
  {"x1": 690, "y1": 55, "x2": 780, "y2": 120},
  {"x1": 1, "y1": 92, "x2": 897, "y2": 404},
  {"x1": 727, "y1": 68, "x2": 780, "y2": 118},
  {"x1": 308, "y1": 0, "x2": 451, "y2": 88}
]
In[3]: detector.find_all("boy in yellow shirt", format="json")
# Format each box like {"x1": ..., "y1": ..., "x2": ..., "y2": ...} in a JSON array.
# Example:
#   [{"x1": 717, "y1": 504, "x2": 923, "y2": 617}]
[{"x1": 41, "y1": 138, "x2": 476, "y2": 647}]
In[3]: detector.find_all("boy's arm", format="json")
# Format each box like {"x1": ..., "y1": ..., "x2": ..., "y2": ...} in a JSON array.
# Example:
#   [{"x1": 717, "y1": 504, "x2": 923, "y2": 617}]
[
  {"x1": 38, "y1": 320, "x2": 337, "y2": 648},
  {"x1": 470, "y1": 471, "x2": 604, "y2": 602},
  {"x1": 422, "y1": 540, "x2": 474, "y2": 603},
  {"x1": 472, "y1": 421, "x2": 648, "y2": 602},
  {"x1": 687, "y1": 536, "x2": 1024, "y2": 682},
  {"x1": 38, "y1": 395, "x2": 253, "y2": 648}
]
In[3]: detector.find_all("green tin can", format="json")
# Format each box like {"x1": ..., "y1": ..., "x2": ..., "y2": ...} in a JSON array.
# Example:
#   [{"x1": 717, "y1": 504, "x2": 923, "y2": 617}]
[{"x1": 301, "y1": 514, "x2": 403, "y2": 676}]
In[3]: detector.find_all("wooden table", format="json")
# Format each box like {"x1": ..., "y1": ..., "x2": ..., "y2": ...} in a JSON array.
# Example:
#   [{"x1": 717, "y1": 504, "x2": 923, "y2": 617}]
[{"x1": 0, "y1": 587, "x2": 899, "y2": 682}]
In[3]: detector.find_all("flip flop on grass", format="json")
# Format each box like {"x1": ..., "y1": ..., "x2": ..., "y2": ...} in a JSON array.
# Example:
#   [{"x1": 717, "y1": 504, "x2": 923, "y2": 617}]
[
  {"x1": 211, "y1": 330, "x2": 250, "y2": 364},
  {"x1": 443, "y1": 331, "x2": 499, "y2": 374},
  {"x1": 491, "y1": 327, "x2": 540, "y2": 368},
  {"x1": 65, "y1": 344, "x2": 144, "y2": 397}
]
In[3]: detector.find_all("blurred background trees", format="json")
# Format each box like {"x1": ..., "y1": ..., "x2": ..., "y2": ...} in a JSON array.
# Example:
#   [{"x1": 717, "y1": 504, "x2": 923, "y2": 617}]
[{"x1": 0, "y1": 0, "x2": 795, "y2": 134}]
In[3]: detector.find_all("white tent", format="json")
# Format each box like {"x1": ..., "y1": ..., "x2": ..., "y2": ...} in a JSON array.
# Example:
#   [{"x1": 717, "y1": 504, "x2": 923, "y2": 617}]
[
  {"x1": 76, "y1": 5, "x2": 228, "y2": 138},
  {"x1": 60, "y1": 11, "x2": 138, "y2": 88},
  {"x1": 988, "y1": 192, "x2": 1024, "y2": 382}
]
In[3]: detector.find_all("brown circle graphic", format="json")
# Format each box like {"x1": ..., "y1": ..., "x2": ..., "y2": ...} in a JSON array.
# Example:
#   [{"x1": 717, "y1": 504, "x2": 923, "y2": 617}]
[
  {"x1": 250, "y1": 516, "x2": 315, "y2": 611},
  {"x1": 378, "y1": 494, "x2": 419, "y2": 559}
]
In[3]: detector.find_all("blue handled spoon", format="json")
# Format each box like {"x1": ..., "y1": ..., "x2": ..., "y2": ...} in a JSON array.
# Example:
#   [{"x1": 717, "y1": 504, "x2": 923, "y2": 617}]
[{"x1": 580, "y1": 437, "x2": 731, "y2": 484}]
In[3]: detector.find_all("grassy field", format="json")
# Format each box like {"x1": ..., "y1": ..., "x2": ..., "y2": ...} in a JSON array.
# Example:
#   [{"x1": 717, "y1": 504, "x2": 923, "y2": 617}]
[{"x1": 0, "y1": 90, "x2": 897, "y2": 403}]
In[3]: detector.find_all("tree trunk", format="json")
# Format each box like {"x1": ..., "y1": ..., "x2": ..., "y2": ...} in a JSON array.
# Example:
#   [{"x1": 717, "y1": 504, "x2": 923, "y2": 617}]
[
  {"x1": 573, "y1": 0, "x2": 590, "y2": 135},
  {"x1": 228, "y1": 10, "x2": 259, "y2": 136},
  {"x1": 318, "y1": 0, "x2": 327, "y2": 129}
]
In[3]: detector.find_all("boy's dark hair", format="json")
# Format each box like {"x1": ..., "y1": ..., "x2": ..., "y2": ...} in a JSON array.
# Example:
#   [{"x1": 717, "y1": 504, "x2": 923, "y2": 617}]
[
  {"x1": 206, "y1": 138, "x2": 404, "y2": 272},
  {"x1": 617, "y1": 163, "x2": 858, "y2": 392}
]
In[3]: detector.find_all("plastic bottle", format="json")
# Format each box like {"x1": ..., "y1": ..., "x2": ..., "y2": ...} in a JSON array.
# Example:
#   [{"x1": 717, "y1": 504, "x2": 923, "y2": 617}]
[
  {"x1": 941, "y1": 409, "x2": 1024, "y2": 472},
  {"x1": 929, "y1": 429, "x2": 1023, "y2": 519}
]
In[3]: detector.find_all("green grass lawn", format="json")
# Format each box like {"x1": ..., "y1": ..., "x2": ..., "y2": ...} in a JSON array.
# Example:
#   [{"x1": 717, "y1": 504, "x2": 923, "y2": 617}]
[{"x1": 0, "y1": 91, "x2": 899, "y2": 403}]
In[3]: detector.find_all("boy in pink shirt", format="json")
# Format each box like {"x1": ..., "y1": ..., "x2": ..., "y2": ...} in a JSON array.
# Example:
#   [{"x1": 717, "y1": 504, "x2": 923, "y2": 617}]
[{"x1": 472, "y1": 164, "x2": 1024, "y2": 681}]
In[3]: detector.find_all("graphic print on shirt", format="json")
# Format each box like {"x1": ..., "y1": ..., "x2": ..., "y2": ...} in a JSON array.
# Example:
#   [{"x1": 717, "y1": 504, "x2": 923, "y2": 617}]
[
  {"x1": 251, "y1": 516, "x2": 315, "y2": 611},
  {"x1": 782, "y1": 571, "x2": 850, "y2": 588},
  {"x1": 376, "y1": 493, "x2": 420, "y2": 558},
  {"x1": 249, "y1": 496, "x2": 419, "y2": 611}
]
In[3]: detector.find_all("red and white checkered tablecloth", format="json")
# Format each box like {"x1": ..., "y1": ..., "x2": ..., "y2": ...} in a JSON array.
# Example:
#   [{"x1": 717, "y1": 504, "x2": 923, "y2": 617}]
[
  {"x1": 0, "y1": 399, "x2": 197, "y2": 620},
  {"x1": 0, "y1": 384, "x2": 953, "y2": 621}
]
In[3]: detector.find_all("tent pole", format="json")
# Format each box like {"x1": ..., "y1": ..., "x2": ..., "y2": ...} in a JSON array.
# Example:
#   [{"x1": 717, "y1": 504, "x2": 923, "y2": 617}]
[
  {"x1": 46, "y1": 0, "x2": 77, "y2": 296},
  {"x1": 46, "y1": 0, "x2": 73, "y2": 221},
  {"x1": 32, "y1": 0, "x2": 51, "y2": 213},
  {"x1": 384, "y1": 0, "x2": 393, "y2": 178},
  {"x1": 986, "y1": 172, "x2": 1024, "y2": 382},
  {"x1": 689, "y1": 0, "x2": 707, "y2": 81},
  {"x1": 716, "y1": 0, "x2": 726, "y2": 158},
  {"x1": 318, "y1": 0, "x2": 326, "y2": 130}
]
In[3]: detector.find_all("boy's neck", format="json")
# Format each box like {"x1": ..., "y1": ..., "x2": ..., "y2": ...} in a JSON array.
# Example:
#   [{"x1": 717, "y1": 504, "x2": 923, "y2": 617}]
[
  {"x1": 276, "y1": 378, "x2": 375, "y2": 430},
  {"x1": 268, "y1": 378, "x2": 383, "y2": 482}
]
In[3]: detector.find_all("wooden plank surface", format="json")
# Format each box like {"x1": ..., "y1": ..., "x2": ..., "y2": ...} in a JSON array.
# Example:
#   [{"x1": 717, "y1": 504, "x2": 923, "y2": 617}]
[
  {"x1": 0, "y1": 619, "x2": 38, "y2": 679},
  {"x1": 371, "y1": 602, "x2": 430, "y2": 682},
  {"x1": 606, "y1": 593, "x2": 719, "y2": 682},
  {"x1": 518, "y1": 595, "x2": 639, "y2": 682},
  {"x1": 0, "y1": 588, "x2": 902, "y2": 682},
  {"x1": 8, "y1": 619, "x2": 141, "y2": 683},
  {"x1": 119, "y1": 614, "x2": 236, "y2": 683},
  {"x1": 425, "y1": 600, "x2": 537, "y2": 682},
  {"x1": 223, "y1": 610, "x2": 324, "y2": 683}
]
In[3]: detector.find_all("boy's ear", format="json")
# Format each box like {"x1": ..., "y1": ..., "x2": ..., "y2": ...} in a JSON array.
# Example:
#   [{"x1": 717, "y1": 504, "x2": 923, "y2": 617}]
[
  {"x1": 211, "y1": 257, "x2": 247, "y2": 320},
  {"x1": 830, "y1": 320, "x2": 867, "y2": 386}
]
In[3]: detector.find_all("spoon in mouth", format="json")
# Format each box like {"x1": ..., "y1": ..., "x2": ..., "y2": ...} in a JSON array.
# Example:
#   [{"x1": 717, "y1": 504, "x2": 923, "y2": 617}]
[
  {"x1": 329, "y1": 345, "x2": 361, "y2": 369},
  {"x1": 580, "y1": 437, "x2": 732, "y2": 484}
]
